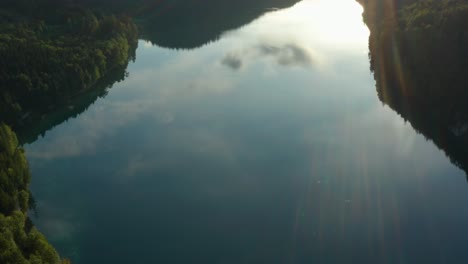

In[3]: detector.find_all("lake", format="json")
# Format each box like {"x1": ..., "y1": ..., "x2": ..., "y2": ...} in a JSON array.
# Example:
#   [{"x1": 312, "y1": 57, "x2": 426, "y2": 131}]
[{"x1": 24, "y1": 0, "x2": 468, "y2": 263}]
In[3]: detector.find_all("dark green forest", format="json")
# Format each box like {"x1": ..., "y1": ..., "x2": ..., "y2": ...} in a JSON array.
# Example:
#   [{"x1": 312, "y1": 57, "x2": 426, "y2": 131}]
[
  {"x1": 358, "y1": 0, "x2": 468, "y2": 175},
  {"x1": 0, "y1": 8, "x2": 138, "y2": 125}
]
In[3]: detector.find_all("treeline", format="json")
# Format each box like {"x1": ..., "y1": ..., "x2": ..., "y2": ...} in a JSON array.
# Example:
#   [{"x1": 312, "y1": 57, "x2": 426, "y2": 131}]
[
  {"x1": 359, "y1": 0, "x2": 468, "y2": 174},
  {"x1": 0, "y1": 10, "x2": 138, "y2": 125},
  {"x1": 0, "y1": 124, "x2": 70, "y2": 264}
]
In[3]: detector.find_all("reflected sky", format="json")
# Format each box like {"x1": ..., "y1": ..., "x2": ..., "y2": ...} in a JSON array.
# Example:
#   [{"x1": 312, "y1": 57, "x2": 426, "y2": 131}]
[{"x1": 25, "y1": 1, "x2": 468, "y2": 263}]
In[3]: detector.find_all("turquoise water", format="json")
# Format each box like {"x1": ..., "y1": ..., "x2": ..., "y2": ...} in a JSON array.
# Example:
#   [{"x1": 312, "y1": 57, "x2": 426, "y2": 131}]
[{"x1": 25, "y1": 1, "x2": 468, "y2": 263}]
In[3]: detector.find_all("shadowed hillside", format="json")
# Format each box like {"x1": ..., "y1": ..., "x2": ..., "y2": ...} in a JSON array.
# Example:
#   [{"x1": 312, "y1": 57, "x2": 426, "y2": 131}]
[{"x1": 359, "y1": 0, "x2": 468, "y2": 175}]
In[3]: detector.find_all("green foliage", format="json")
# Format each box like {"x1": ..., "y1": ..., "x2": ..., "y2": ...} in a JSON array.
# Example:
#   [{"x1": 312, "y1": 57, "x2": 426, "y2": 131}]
[
  {"x1": 0, "y1": 124, "x2": 30, "y2": 214},
  {"x1": 0, "y1": 211, "x2": 62, "y2": 264},
  {"x1": 0, "y1": 124, "x2": 64, "y2": 263},
  {"x1": 0, "y1": 10, "x2": 138, "y2": 125}
]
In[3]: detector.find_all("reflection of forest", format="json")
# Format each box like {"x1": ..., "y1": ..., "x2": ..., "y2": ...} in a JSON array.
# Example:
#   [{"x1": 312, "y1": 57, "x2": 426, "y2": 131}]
[
  {"x1": 359, "y1": 0, "x2": 468, "y2": 175},
  {"x1": 63, "y1": 0, "x2": 302, "y2": 48},
  {"x1": 134, "y1": 0, "x2": 302, "y2": 49}
]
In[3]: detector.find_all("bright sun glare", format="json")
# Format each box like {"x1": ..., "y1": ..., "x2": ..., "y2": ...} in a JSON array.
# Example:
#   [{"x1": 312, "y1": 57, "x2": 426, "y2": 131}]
[{"x1": 273, "y1": 0, "x2": 369, "y2": 46}]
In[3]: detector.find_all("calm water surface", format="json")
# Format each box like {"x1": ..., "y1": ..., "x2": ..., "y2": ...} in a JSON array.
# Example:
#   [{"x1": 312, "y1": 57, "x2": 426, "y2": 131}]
[{"x1": 25, "y1": 0, "x2": 468, "y2": 263}]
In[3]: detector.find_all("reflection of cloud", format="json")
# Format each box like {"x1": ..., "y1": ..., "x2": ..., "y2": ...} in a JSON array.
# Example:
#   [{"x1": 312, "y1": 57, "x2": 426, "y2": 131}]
[
  {"x1": 221, "y1": 43, "x2": 314, "y2": 71},
  {"x1": 258, "y1": 44, "x2": 313, "y2": 66},
  {"x1": 117, "y1": 129, "x2": 243, "y2": 179},
  {"x1": 121, "y1": 155, "x2": 156, "y2": 178},
  {"x1": 143, "y1": 41, "x2": 153, "y2": 48},
  {"x1": 221, "y1": 54, "x2": 243, "y2": 70},
  {"x1": 37, "y1": 201, "x2": 81, "y2": 241},
  {"x1": 42, "y1": 218, "x2": 79, "y2": 240},
  {"x1": 26, "y1": 48, "x2": 236, "y2": 161},
  {"x1": 157, "y1": 112, "x2": 175, "y2": 124},
  {"x1": 26, "y1": 100, "x2": 155, "y2": 160}
]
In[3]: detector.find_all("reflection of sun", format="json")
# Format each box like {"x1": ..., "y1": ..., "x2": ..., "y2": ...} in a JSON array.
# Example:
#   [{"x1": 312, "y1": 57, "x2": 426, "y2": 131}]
[
  {"x1": 221, "y1": 0, "x2": 370, "y2": 69},
  {"x1": 267, "y1": 0, "x2": 370, "y2": 47}
]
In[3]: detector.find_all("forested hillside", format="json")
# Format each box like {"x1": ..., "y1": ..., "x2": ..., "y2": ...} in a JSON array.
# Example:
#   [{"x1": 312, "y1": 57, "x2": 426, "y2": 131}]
[
  {"x1": 0, "y1": 9, "x2": 138, "y2": 125},
  {"x1": 359, "y1": 0, "x2": 468, "y2": 175},
  {"x1": 0, "y1": 124, "x2": 70, "y2": 264}
]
